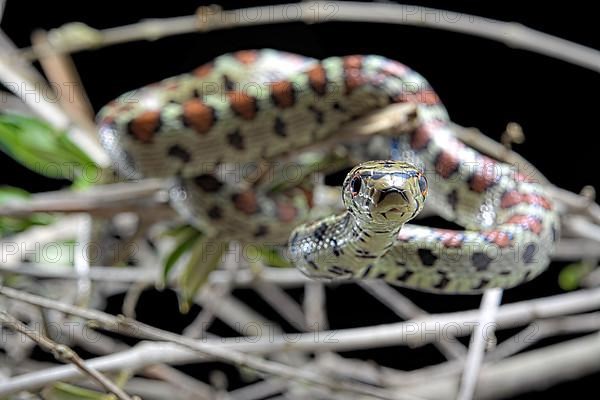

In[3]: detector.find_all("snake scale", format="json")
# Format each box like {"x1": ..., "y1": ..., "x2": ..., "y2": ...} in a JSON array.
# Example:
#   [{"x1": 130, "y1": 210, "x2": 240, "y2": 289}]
[{"x1": 97, "y1": 49, "x2": 559, "y2": 293}]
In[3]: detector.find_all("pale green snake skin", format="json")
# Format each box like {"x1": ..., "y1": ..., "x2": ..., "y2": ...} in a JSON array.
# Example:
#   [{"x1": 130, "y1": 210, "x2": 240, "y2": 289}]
[{"x1": 97, "y1": 49, "x2": 560, "y2": 293}]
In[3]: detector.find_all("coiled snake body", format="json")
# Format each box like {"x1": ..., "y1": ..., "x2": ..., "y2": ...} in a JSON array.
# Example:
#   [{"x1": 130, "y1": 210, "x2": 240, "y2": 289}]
[{"x1": 98, "y1": 49, "x2": 559, "y2": 293}]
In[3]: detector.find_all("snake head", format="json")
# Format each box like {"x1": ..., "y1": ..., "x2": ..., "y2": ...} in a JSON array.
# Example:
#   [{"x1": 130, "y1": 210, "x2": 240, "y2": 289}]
[{"x1": 342, "y1": 160, "x2": 428, "y2": 225}]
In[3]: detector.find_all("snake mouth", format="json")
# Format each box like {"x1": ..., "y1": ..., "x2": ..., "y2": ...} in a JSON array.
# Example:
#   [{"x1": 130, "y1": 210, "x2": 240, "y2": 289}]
[
  {"x1": 385, "y1": 207, "x2": 404, "y2": 213},
  {"x1": 378, "y1": 204, "x2": 411, "y2": 221},
  {"x1": 375, "y1": 189, "x2": 411, "y2": 214}
]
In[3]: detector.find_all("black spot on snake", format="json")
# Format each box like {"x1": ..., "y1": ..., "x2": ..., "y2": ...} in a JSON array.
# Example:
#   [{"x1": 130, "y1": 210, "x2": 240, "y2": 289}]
[
  {"x1": 522, "y1": 243, "x2": 538, "y2": 264},
  {"x1": 313, "y1": 223, "x2": 328, "y2": 242},
  {"x1": 194, "y1": 174, "x2": 223, "y2": 192},
  {"x1": 434, "y1": 276, "x2": 450, "y2": 289},
  {"x1": 374, "y1": 271, "x2": 387, "y2": 279},
  {"x1": 447, "y1": 189, "x2": 459, "y2": 211},
  {"x1": 329, "y1": 265, "x2": 352, "y2": 275},
  {"x1": 289, "y1": 232, "x2": 298, "y2": 247},
  {"x1": 525, "y1": 268, "x2": 538, "y2": 280},
  {"x1": 396, "y1": 270, "x2": 414, "y2": 282},
  {"x1": 333, "y1": 102, "x2": 346, "y2": 112},
  {"x1": 227, "y1": 129, "x2": 245, "y2": 150},
  {"x1": 307, "y1": 260, "x2": 319, "y2": 270},
  {"x1": 253, "y1": 225, "x2": 269, "y2": 238},
  {"x1": 167, "y1": 145, "x2": 191, "y2": 163},
  {"x1": 417, "y1": 248, "x2": 438, "y2": 267},
  {"x1": 360, "y1": 264, "x2": 374, "y2": 278},
  {"x1": 472, "y1": 252, "x2": 493, "y2": 270},
  {"x1": 355, "y1": 249, "x2": 377, "y2": 259},
  {"x1": 308, "y1": 105, "x2": 324, "y2": 124},
  {"x1": 223, "y1": 75, "x2": 236, "y2": 91},
  {"x1": 473, "y1": 278, "x2": 491, "y2": 290},
  {"x1": 122, "y1": 150, "x2": 137, "y2": 171},
  {"x1": 274, "y1": 117, "x2": 287, "y2": 137},
  {"x1": 332, "y1": 240, "x2": 341, "y2": 257},
  {"x1": 207, "y1": 205, "x2": 223, "y2": 220}
]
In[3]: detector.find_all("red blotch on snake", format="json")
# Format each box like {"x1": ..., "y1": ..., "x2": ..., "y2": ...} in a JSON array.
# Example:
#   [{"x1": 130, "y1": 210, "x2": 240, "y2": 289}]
[
  {"x1": 227, "y1": 91, "x2": 258, "y2": 120},
  {"x1": 129, "y1": 111, "x2": 161, "y2": 143},
  {"x1": 183, "y1": 99, "x2": 215, "y2": 134},
  {"x1": 234, "y1": 50, "x2": 258, "y2": 64},
  {"x1": 506, "y1": 215, "x2": 543, "y2": 235},
  {"x1": 307, "y1": 65, "x2": 328, "y2": 96},
  {"x1": 270, "y1": 81, "x2": 296, "y2": 108}
]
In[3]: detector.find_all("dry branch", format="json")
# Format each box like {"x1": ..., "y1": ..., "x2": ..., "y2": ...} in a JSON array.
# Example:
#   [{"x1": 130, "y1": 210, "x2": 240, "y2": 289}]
[
  {"x1": 0, "y1": 311, "x2": 135, "y2": 400},
  {"x1": 360, "y1": 281, "x2": 467, "y2": 360},
  {"x1": 0, "y1": 286, "x2": 417, "y2": 400},
  {"x1": 3, "y1": 284, "x2": 600, "y2": 355},
  {"x1": 0, "y1": 41, "x2": 109, "y2": 167},
  {"x1": 15, "y1": 2, "x2": 600, "y2": 73},
  {"x1": 401, "y1": 333, "x2": 600, "y2": 399},
  {"x1": 456, "y1": 288, "x2": 502, "y2": 400}
]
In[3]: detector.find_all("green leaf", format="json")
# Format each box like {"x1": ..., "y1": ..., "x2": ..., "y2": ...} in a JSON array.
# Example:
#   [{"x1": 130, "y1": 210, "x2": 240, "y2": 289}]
[
  {"x1": 0, "y1": 185, "x2": 30, "y2": 202},
  {"x1": 162, "y1": 226, "x2": 203, "y2": 284},
  {"x1": 559, "y1": 261, "x2": 594, "y2": 291},
  {"x1": 247, "y1": 245, "x2": 291, "y2": 268},
  {"x1": 0, "y1": 113, "x2": 98, "y2": 181},
  {"x1": 41, "y1": 382, "x2": 112, "y2": 400},
  {"x1": 161, "y1": 223, "x2": 200, "y2": 238},
  {"x1": 0, "y1": 185, "x2": 54, "y2": 236},
  {"x1": 178, "y1": 238, "x2": 228, "y2": 312}
]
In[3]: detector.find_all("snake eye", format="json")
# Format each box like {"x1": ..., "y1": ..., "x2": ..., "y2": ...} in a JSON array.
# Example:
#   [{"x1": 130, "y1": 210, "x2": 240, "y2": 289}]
[
  {"x1": 418, "y1": 173, "x2": 428, "y2": 197},
  {"x1": 350, "y1": 176, "x2": 362, "y2": 197}
]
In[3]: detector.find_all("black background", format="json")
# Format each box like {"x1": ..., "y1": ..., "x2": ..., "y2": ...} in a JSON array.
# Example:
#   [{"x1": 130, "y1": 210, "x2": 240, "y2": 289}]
[{"x1": 2, "y1": 1, "x2": 599, "y2": 397}]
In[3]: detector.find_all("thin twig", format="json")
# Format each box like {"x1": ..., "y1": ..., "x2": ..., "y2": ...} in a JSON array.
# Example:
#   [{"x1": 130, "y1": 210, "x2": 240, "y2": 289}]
[
  {"x1": 401, "y1": 332, "x2": 600, "y2": 399},
  {"x1": 0, "y1": 40, "x2": 109, "y2": 167},
  {"x1": 0, "y1": 287, "x2": 417, "y2": 400},
  {"x1": 0, "y1": 30, "x2": 45, "y2": 85},
  {"x1": 228, "y1": 378, "x2": 286, "y2": 400},
  {"x1": 365, "y1": 312, "x2": 600, "y2": 388},
  {"x1": 303, "y1": 281, "x2": 328, "y2": 331},
  {"x1": 0, "y1": 178, "x2": 170, "y2": 217},
  {"x1": 488, "y1": 312, "x2": 600, "y2": 362},
  {"x1": 143, "y1": 364, "x2": 217, "y2": 400},
  {"x1": 31, "y1": 29, "x2": 95, "y2": 127},
  {"x1": 73, "y1": 214, "x2": 92, "y2": 307},
  {"x1": 0, "y1": 310, "x2": 136, "y2": 400},
  {"x1": 121, "y1": 281, "x2": 150, "y2": 318},
  {"x1": 16, "y1": 2, "x2": 600, "y2": 73},
  {"x1": 191, "y1": 281, "x2": 282, "y2": 336},
  {"x1": 253, "y1": 279, "x2": 308, "y2": 331},
  {"x1": 456, "y1": 288, "x2": 503, "y2": 400},
  {"x1": 360, "y1": 281, "x2": 467, "y2": 360},
  {"x1": 4, "y1": 285, "x2": 600, "y2": 355}
]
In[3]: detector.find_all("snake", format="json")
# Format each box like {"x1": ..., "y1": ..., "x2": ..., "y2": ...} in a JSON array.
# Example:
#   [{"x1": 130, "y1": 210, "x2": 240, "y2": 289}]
[{"x1": 97, "y1": 49, "x2": 560, "y2": 293}]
